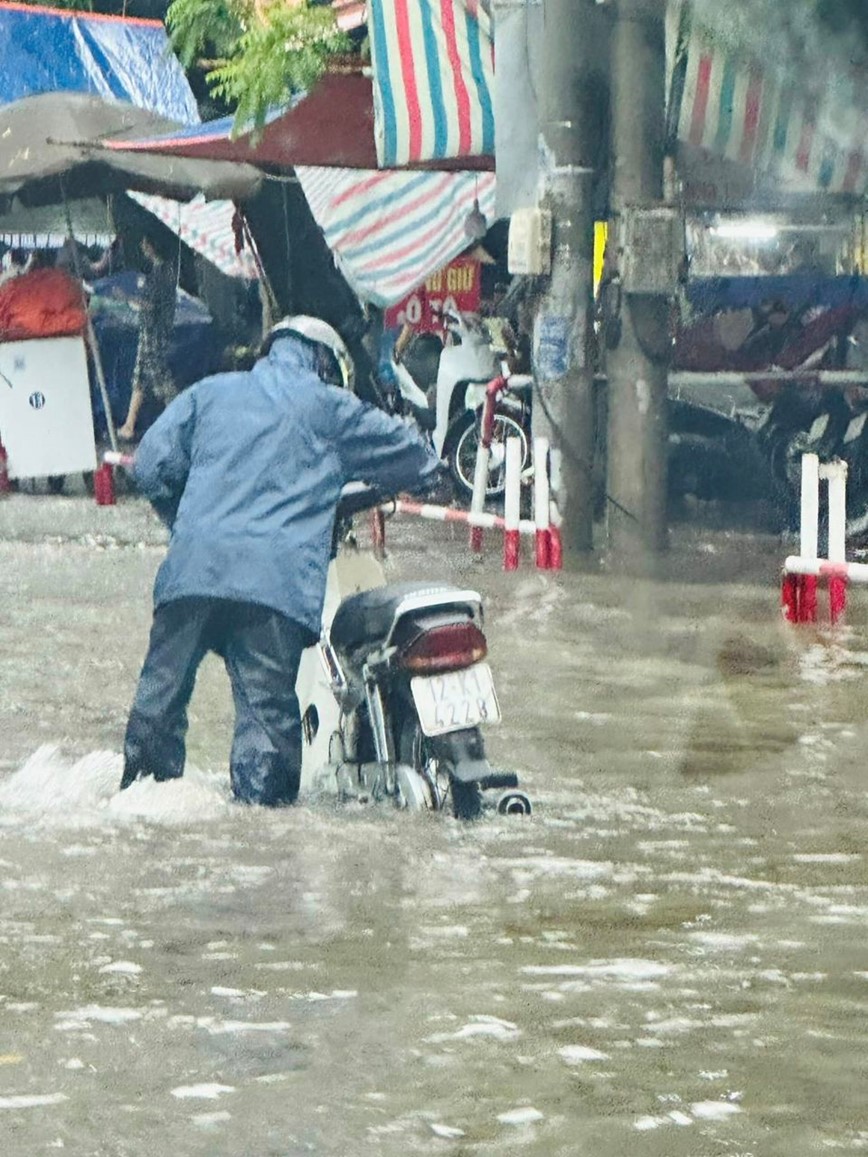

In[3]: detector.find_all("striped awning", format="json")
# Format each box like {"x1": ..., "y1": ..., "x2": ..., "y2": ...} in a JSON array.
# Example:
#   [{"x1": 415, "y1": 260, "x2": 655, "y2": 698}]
[
  {"x1": 368, "y1": 0, "x2": 494, "y2": 167},
  {"x1": 129, "y1": 192, "x2": 259, "y2": 279},
  {"x1": 296, "y1": 165, "x2": 496, "y2": 306},
  {"x1": 672, "y1": 15, "x2": 867, "y2": 196}
]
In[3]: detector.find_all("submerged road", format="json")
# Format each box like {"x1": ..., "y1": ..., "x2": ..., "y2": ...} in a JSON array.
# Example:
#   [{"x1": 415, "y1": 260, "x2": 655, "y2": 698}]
[{"x1": 0, "y1": 489, "x2": 866, "y2": 1155}]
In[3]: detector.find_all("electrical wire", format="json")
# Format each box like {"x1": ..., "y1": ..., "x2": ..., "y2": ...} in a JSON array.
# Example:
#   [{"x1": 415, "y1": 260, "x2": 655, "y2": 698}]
[{"x1": 530, "y1": 374, "x2": 639, "y2": 523}]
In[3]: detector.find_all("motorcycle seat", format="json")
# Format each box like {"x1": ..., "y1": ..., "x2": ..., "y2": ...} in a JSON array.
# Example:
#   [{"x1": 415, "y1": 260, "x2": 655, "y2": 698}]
[{"x1": 330, "y1": 581, "x2": 475, "y2": 652}]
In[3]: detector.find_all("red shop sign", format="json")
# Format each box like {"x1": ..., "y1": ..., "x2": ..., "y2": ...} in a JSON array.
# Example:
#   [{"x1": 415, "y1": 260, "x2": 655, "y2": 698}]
[{"x1": 384, "y1": 257, "x2": 481, "y2": 332}]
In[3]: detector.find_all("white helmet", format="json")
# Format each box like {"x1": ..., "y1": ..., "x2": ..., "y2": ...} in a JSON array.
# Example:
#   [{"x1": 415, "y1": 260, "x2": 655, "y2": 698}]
[{"x1": 265, "y1": 315, "x2": 354, "y2": 390}]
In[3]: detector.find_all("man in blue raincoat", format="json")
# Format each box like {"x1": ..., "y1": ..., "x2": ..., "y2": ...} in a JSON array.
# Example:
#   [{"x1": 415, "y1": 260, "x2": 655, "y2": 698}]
[{"x1": 120, "y1": 315, "x2": 441, "y2": 806}]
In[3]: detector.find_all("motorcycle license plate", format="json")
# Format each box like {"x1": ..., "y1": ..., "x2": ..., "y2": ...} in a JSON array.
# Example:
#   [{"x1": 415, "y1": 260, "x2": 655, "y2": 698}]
[{"x1": 411, "y1": 663, "x2": 501, "y2": 737}]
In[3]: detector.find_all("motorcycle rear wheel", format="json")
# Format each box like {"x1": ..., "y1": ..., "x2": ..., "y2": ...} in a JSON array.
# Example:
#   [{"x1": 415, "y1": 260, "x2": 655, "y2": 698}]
[{"x1": 397, "y1": 716, "x2": 483, "y2": 820}]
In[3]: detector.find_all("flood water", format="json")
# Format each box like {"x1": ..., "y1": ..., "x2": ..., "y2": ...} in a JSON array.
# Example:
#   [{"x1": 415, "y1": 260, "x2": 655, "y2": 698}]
[{"x1": 0, "y1": 491, "x2": 866, "y2": 1155}]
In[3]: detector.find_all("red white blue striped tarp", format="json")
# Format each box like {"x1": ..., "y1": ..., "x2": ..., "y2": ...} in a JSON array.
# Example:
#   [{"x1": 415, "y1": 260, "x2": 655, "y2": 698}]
[
  {"x1": 368, "y1": 0, "x2": 495, "y2": 167},
  {"x1": 129, "y1": 192, "x2": 259, "y2": 280},
  {"x1": 673, "y1": 17, "x2": 867, "y2": 196},
  {"x1": 296, "y1": 165, "x2": 496, "y2": 306}
]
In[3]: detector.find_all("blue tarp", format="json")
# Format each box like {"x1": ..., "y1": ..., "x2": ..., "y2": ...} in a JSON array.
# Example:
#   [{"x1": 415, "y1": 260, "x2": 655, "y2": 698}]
[
  {"x1": 0, "y1": 2, "x2": 198, "y2": 124},
  {"x1": 686, "y1": 275, "x2": 868, "y2": 315}
]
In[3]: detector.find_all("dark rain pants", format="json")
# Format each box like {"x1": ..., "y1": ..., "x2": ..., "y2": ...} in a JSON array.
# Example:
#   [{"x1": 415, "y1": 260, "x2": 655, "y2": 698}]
[{"x1": 121, "y1": 597, "x2": 313, "y2": 806}]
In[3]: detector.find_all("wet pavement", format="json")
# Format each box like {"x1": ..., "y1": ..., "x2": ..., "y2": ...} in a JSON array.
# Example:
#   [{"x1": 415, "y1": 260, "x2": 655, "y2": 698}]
[{"x1": 0, "y1": 488, "x2": 866, "y2": 1155}]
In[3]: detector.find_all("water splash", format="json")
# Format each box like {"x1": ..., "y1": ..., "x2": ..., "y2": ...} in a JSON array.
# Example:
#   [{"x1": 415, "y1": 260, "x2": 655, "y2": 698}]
[{"x1": 0, "y1": 744, "x2": 230, "y2": 827}]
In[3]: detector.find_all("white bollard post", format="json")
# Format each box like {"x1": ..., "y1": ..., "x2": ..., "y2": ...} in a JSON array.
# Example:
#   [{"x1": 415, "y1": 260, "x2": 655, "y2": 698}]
[
  {"x1": 533, "y1": 436, "x2": 551, "y2": 570},
  {"x1": 800, "y1": 452, "x2": 819, "y2": 562},
  {"x1": 826, "y1": 460, "x2": 848, "y2": 564},
  {"x1": 503, "y1": 437, "x2": 522, "y2": 570},
  {"x1": 826, "y1": 459, "x2": 848, "y2": 623},
  {"x1": 794, "y1": 453, "x2": 820, "y2": 623}
]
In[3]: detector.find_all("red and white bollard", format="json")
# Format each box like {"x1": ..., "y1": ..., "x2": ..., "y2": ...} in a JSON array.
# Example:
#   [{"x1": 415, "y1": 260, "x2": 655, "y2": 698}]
[
  {"x1": 826, "y1": 459, "x2": 848, "y2": 624},
  {"x1": 782, "y1": 453, "x2": 848, "y2": 624},
  {"x1": 93, "y1": 463, "x2": 116, "y2": 506},
  {"x1": 533, "y1": 436, "x2": 551, "y2": 570},
  {"x1": 469, "y1": 375, "x2": 507, "y2": 554},
  {"x1": 503, "y1": 436, "x2": 522, "y2": 571}
]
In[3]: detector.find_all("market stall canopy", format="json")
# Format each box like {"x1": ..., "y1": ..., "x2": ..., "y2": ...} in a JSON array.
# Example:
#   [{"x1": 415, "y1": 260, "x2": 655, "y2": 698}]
[
  {"x1": 295, "y1": 166, "x2": 496, "y2": 307},
  {"x1": 0, "y1": 0, "x2": 198, "y2": 122},
  {"x1": 0, "y1": 197, "x2": 115, "y2": 248},
  {"x1": 0, "y1": 93, "x2": 262, "y2": 208},
  {"x1": 128, "y1": 192, "x2": 260, "y2": 280},
  {"x1": 103, "y1": 72, "x2": 494, "y2": 173}
]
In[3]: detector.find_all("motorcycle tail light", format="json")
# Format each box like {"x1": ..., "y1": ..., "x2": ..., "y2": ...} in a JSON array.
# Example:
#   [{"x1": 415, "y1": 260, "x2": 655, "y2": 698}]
[{"x1": 397, "y1": 622, "x2": 487, "y2": 674}]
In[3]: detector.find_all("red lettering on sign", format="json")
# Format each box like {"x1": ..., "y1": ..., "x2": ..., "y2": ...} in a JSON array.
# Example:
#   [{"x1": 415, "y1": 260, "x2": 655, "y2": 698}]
[{"x1": 384, "y1": 258, "x2": 481, "y2": 333}]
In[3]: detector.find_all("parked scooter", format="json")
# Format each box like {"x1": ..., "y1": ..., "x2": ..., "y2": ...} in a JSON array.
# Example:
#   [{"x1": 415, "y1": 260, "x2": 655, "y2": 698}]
[
  {"x1": 296, "y1": 482, "x2": 531, "y2": 818},
  {"x1": 389, "y1": 310, "x2": 533, "y2": 502}
]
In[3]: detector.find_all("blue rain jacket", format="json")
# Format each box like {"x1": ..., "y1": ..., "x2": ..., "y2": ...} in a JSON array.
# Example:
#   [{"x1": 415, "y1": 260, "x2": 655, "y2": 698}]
[{"x1": 133, "y1": 336, "x2": 441, "y2": 636}]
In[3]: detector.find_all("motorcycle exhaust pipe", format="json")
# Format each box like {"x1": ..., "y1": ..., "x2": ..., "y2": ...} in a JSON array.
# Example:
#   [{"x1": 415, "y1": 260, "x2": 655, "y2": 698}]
[{"x1": 497, "y1": 790, "x2": 532, "y2": 816}]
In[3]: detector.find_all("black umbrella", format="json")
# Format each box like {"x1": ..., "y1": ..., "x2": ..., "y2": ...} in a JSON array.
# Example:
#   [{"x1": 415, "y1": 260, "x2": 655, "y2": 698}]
[{"x1": 0, "y1": 92, "x2": 262, "y2": 208}]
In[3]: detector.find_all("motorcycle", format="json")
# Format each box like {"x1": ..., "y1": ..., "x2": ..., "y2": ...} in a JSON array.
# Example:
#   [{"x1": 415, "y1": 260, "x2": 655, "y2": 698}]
[
  {"x1": 296, "y1": 482, "x2": 532, "y2": 818},
  {"x1": 389, "y1": 310, "x2": 533, "y2": 503},
  {"x1": 105, "y1": 453, "x2": 531, "y2": 819}
]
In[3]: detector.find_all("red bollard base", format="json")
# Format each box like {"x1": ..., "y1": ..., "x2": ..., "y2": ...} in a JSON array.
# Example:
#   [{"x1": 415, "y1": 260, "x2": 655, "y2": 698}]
[
  {"x1": 829, "y1": 575, "x2": 848, "y2": 624},
  {"x1": 535, "y1": 528, "x2": 551, "y2": 571},
  {"x1": 798, "y1": 574, "x2": 818, "y2": 624},
  {"x1": 503, "y1": 529, "x2": 520, "y2": 571},
  {"x1": 470, "y1": 525, "x2": 484, "y2": 555},
  {"x1": 93, "y1": 463, "x2": 116, "y2": 506},
  {"x1": 548, "y1": 527, "x2": 563, "y2": 571},
  {"x1": 781, "y1": 573, "x2": 799, "y2": 622}
]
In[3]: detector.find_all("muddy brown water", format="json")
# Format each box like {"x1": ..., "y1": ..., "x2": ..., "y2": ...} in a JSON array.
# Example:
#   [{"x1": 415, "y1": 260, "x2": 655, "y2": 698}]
[{"x1": 0, "y1": 492, "x2": 866, "y2": 1155}]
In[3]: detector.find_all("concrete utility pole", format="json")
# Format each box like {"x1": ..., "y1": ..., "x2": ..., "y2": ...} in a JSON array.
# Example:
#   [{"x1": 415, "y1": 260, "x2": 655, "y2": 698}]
[
  {"x1": 532, "y1": 0, "x2": 608, "y2": 554},
  {"x1": 604, "y1": 0, "x2": 673, "y2": 559}
]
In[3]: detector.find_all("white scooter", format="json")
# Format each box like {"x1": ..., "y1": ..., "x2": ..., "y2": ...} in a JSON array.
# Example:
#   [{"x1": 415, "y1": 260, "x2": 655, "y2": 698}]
[
  {"x1": 296, "y1": 483, "x2": 531, "y2": 818},
  {"x1": 390, "y1": 311, "x2": 533, "y2": 502}
]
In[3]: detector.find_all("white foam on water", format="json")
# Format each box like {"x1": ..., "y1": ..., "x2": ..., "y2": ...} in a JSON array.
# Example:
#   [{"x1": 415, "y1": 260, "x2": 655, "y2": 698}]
[
  {"x1": 0, "y1": 744, "x2": 231, "y2": 827},
  {"x1": 194, "y1": 1018, "x2": 292, "y2": 1035},
  {"x1": 690, "y1": 1100, "x2": 742, "y2": 1119},
  {"x1": 687, "y1": 932, "x2": 759, "y2": 951},
  {"x1": 558, "y1": 1045, "x2": 610, "y2": 1064},
  {"x1": 522, "y1": 959, "x2": 673, "y2": 983},
  {"x1": 425, "y1": 1015, "x2": 520, "y2": 1044},
  {"x1": 497, "y1": 1106, "x2": 544, "y2": 1125},
  {"x1": 0, "y1": 746, "x2": 119, "y2": 818},
  {"x1": 634, "y1": 1115, "x2": 667, "y2": 1131},
  {"x1": 192, "y1": 1110, "x2": 232, "y2": 1128},
  {"x1": 430, "y1": 1123, "x2": 465, "y2": 1139},
  {"x1": 668, "y1": 1110, "x2": 694, "y2": 1126},
  {"x1": 98, "y1": 961, "x2": 142, "y2": 976},
  {"x1": 0, "y1": 1093, "x2": 68, "y2": 1110},
  {"x1": 793, "y1": 853, "x2": 861, "y2": 864},
  {"x1": 171, "y1": 1084, "x2": 236, "y2": 1100},
  {"x1": 54, "y1": 1006, "x2": 143, "y2": 1026}
]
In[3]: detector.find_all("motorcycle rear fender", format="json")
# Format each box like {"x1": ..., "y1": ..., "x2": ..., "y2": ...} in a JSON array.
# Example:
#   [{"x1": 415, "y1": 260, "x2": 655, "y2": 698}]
[{"x1": 431, "y1": 727, "x2": 519, "y2": 791}]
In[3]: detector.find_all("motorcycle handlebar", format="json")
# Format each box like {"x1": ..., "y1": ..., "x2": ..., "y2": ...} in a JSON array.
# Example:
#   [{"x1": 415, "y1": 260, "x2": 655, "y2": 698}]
[{"x1": 336, "y1": 482, "x2": 387, "y2": 519}]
